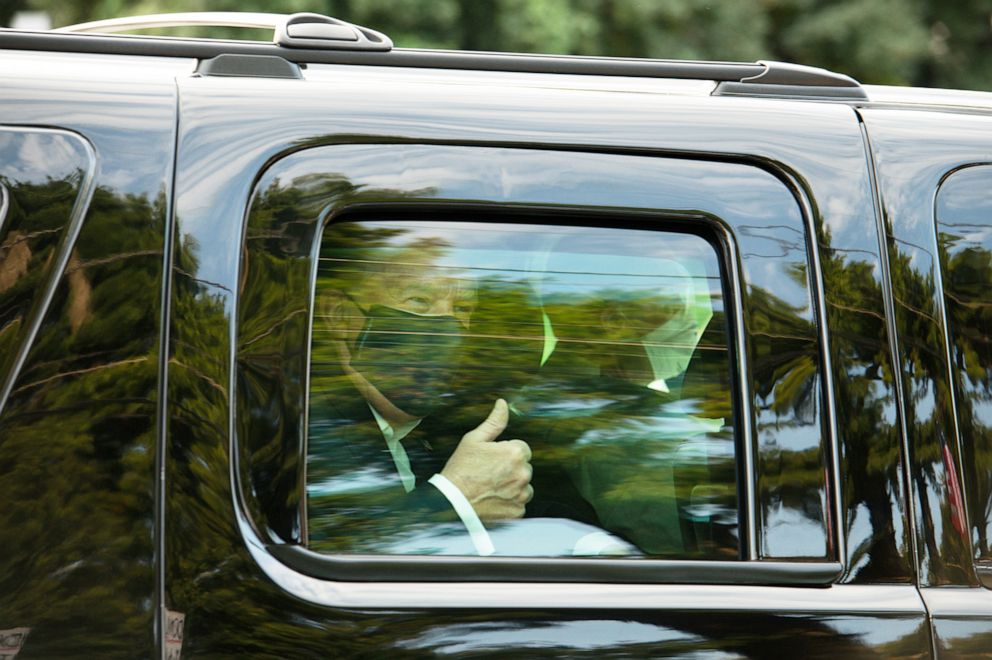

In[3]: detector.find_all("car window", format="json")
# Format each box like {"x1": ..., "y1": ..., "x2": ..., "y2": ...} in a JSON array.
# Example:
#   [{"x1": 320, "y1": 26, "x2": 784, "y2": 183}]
[
  {"x1": 305, "y1": 218, "x2": 737, "y2": 558},
  {"x1": 235, "y1": 144, "x2": 833, "y2": 576},
  {"x1": 936, "y1": 165, "x2": 992, "y2": 566}
]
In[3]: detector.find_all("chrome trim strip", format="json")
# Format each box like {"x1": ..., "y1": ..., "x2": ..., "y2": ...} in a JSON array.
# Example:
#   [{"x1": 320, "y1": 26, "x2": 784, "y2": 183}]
[
  {"x1": 0, "y1": 127, "x2": 99, "y2": 418},
  {"x1": 241, "y1": 522, "x2": 922, "y2": 610},
  {"x1": 271, "y1": 543, "x2": 841, "y2": 584},
  {"x1": 298, "y1": 204, "x2": 337, "y2": 544},
  {"x1": 920, "y1": 586, "x2": 992, "y2": 616}
]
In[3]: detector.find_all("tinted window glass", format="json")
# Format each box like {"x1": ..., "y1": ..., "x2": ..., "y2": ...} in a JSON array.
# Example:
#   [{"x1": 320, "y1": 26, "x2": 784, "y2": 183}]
[
  {"x1": 306, "y1": 218, "x2": 737, "y2": 558},
  {"x1": 937, "y1": 165, "x2": 992, "y2": 562}
]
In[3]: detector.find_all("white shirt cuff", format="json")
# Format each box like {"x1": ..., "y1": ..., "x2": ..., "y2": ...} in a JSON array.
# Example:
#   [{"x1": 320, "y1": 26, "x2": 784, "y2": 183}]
[{"x1": 427, "y1": 473, "x2": 495, "y2": 556}]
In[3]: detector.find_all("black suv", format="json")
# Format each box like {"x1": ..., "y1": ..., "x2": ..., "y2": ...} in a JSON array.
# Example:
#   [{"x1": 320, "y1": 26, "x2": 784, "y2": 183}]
[{"x1": 1, "y1": 12, "x2": 991, "y2": 659}]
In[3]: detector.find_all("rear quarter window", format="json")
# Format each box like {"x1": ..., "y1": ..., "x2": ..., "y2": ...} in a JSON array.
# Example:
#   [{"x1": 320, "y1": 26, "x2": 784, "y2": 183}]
[{"x1": 936, "y1": 164, "x2": 992, "y2": 569}]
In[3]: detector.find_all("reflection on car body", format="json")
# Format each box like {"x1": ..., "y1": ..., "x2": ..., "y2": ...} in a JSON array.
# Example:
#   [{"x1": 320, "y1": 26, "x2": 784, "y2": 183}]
[{"x1": 0, "y1": 10, "x2": 991, "y2": 658}]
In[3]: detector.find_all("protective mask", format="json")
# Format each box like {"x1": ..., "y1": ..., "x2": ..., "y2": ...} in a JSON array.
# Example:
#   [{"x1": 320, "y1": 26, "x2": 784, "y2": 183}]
[{"x1": 351, "y1": 304, "x2": 464, "y2": 417}]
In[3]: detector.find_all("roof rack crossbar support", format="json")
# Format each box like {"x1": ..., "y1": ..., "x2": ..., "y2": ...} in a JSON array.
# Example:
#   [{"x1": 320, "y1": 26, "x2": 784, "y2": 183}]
[{"x1": 713, "y1": 60, "x2": 867, "y2": 100}]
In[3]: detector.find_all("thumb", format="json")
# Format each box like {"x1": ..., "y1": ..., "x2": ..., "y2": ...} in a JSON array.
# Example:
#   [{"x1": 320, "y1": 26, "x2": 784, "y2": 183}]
[{"x1": 461, "y1": 399, "x2": 509, "y2": 444}]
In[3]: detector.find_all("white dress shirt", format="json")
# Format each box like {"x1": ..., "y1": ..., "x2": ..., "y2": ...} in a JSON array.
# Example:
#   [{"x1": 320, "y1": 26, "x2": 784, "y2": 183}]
[{"x1": 368, "y1": 405, "x2": 495, "y2": 556}]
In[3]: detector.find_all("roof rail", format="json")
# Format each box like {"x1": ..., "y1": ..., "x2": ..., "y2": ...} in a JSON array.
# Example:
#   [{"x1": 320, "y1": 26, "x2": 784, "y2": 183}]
[
  {"x1": 54, "y1": 11, "x2": 393, "y2": 51},
  {"x1": 2, "y1": 13, "x2": 865, "y2": 99}
]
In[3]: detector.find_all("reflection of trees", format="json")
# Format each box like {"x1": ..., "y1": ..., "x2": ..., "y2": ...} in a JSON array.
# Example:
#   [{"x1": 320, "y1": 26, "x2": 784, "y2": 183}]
[
  {"x1": 880, "y1": 224, "x2": 972, "y2": 584},
  {"x1": 0, "y1": 182, "x2": 164, "y2": 656},
  {"x1": 939, "y1": 229, "x2": 992, "y2": 561},
  {"x1": 819, "y1": 227, "x2": 910, "y2": 579},
  {"x1": 0, "y1": 176, "x2": 83, "y2": 376},
  {"x1": 746, "y1": 270, "x2": 827, "y2": 557},
  {"x1": 166, "y1": 171, "x2": 464, "y2": 651},
  {"x1": 170, "y1": 170, "x2": 504, "y2": 653},
  {"x1": 165, "y1": 164, "x2": 943, "y2": 652},
  {"x1": 237, "y1": 173, "x2": 433, "y2": 542}
]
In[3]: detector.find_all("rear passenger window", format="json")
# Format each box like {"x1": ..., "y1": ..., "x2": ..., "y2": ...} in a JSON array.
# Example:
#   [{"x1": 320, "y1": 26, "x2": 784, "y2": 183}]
[
  {"x1": 305, "y1": 218, "x2": 737, "y2": 558},
  {"x1": 936, "y1": 165, "x2": 992, "y2": 569},
  {"x1": 236, "y1": 144, "x2": 836, "y2": 582}
]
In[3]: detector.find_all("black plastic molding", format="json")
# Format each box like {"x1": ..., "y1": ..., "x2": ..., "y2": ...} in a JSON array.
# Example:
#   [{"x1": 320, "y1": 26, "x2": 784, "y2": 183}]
[
  {"x1": 713, "y1": 82, "x2": 869, "y2": 101},
  {"x1": 713, "y1": 60, "x2": 868, "y2": 100},
  {"x1": 195, "y1": 53, "x2": 302, "y2": 78},
  {"x1": 268, "y1": 544, "x2": 844, "y2": 585}
]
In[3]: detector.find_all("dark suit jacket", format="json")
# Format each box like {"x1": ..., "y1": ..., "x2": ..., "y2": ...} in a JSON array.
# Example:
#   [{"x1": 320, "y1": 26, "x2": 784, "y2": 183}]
[
  {"x1": 516, "y1": 350, "x2": 695, "y2": 555},
  {"x1": 306, "y1": 377, "x2": 470, "y2": 554}
]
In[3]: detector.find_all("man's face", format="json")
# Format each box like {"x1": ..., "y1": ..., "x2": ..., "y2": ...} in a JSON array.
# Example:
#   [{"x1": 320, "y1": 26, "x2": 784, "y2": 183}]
[
  {"x1": 344, "y1": 261, "x2": 477, "y2": 417},
  {"x1": 362, "y1": 266, "x2": 477, "y2": 329}
]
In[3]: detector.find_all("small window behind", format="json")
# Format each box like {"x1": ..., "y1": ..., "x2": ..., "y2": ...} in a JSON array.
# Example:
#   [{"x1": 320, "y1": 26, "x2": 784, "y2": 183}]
[
  {"x1": 306, "y1": 217, "x2": 738, "y2": 559},
  {"x1": 937, "y1": 165, "x2": 992, "y2": 569}
]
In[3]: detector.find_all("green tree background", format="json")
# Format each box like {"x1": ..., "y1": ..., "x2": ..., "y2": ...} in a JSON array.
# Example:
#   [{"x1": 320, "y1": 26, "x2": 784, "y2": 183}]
[{"x1": 2, "y1": 0, "x2": 990, "y2": 90}]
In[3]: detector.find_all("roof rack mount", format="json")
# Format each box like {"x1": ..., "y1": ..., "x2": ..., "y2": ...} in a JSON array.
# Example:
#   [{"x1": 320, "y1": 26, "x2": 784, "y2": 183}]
[{"x1": 713, "y1": 60, "x2": 866, "y2": 100}]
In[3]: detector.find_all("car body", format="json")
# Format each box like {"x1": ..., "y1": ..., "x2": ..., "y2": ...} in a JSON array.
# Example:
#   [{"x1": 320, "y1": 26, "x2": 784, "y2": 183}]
[{"x1": 1, "y1": 12, "x2": 992, "y2": 659}]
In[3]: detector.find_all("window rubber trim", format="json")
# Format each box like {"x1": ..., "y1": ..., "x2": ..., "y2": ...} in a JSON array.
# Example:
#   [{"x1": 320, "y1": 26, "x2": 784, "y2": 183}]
[
  {"x1": 269, "y1": 542, "x2": 843, "y2": 584},
  {"x1": 295, "y1": 205, "x2": 753, "y2": 564}
]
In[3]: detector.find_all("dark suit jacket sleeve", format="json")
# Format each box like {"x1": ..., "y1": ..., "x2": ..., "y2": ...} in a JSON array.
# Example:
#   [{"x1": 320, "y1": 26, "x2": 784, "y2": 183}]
[{"x1": 306, "y1": 402, "x2": 469, "y2": 553}]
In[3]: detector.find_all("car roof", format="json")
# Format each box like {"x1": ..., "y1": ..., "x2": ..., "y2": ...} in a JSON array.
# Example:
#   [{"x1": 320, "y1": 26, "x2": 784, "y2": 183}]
[{"x1": 2, "y1": 11, "x2": 990, "y2": 111}]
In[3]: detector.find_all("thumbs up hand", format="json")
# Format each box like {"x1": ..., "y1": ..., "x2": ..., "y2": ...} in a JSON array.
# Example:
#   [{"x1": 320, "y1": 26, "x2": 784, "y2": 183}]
[{"x1": 440, "y1": 399, "x2": 534, "y2": 522}]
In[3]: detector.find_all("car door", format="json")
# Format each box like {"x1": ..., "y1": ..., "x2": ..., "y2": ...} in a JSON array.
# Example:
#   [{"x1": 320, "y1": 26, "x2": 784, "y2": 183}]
[
  {"x1": 163, "y1": 61, "x2": 929, "y2": 657},
  {"x1": 0, "y1": 50, "x2": 183, "y2": 658},
  {"x1": 861, "y1": 106, "x2": 992, "y2": 658}
]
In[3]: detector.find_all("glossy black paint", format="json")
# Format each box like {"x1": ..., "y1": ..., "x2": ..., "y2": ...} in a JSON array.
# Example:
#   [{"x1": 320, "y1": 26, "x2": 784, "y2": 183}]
[
  {"x1": 860, "y1": 108, "x2": 992, "y2": 655},
  {"x1": 0, "y1": 52, "x2": 186, "y2": 657},
  {"x1": 5, "y1": 39, "x2": 987, "y2": 657},
  {"x1": 170, "y1": 68, "x2": 912, "y2": 584},
  {"x1": 860, "y1": 109, "x2": 992, "y2": 585},
  {"x1": 160, "y1": 67, "x2": 922, "y2": 656}
]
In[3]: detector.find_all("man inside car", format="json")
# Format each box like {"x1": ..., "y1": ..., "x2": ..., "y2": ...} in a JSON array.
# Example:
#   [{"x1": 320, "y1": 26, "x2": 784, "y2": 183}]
[{"x1": 306, "y1": 243, "x2": 533, "y2": 556}]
